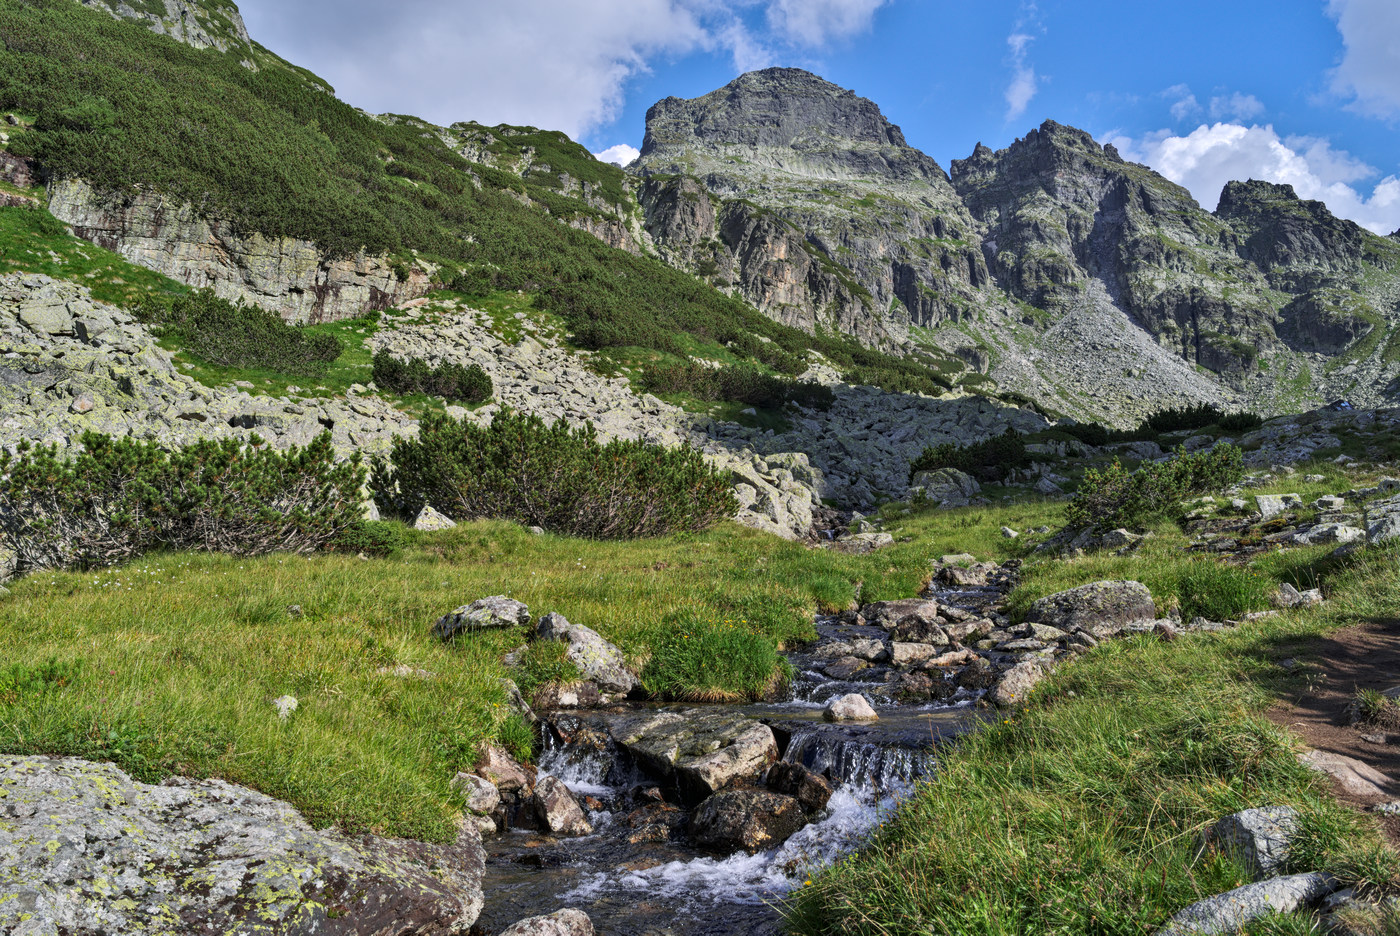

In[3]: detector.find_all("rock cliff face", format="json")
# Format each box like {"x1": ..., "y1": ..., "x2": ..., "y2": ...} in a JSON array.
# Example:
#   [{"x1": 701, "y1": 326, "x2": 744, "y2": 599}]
[
  {"x1": 47, "y1": 179, "x2": 433, "y2": 323},
  {"x1": 632, "y1": 69, "x2": 989, "y2": 344},
  {"x1": 76, "y1": 0, "x2": 252, "y2": 55}
]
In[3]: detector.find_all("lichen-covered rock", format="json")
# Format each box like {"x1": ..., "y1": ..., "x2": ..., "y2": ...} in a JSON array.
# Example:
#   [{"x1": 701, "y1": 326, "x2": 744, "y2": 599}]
[
  {"x1": 911, "y1": 468, "x2": 981, "y2": 507},
  {"x1": 1200, "y1": 806, "x2": 1298, "y2": 881},
  {"x1": 414, "y1": 504, "x2": 457, "y2": 531},
  {"x1": 609, "y1": 711, "x2": 779, "y2": 805},
  {"x1": 691, "y1": 789, "x2": 806, "y2": 854},
  {"x1": 990, "y1": 660, "x2": 1047, "y2": 708},
  {"x1": 535, "y1": 612, "x2": 638, "y2": 694},
  {"x1": 1157, "y1": 872, "x2": 1339, "y2": 935},
  {"x1": 1025, "y1": 580, "x2": 1156, "y2": 636},
  {"x1": 0, "y1": 755, "x2": 484, "y2": 936},
  {"x1": 451, "y1": 772, "x2": 502, "y2": 815},
  {"x1": 499, "y1": 908, "x2": 596, "y2": 936},
  {"x1": 434, "y1": 596, "x2": 531, "y2": 639}
]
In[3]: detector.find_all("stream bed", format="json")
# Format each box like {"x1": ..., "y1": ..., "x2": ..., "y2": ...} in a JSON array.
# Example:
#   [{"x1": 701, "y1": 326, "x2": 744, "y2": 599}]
[{"x1": 473, "y1": 575, "x2": 1007, "y2": 935}]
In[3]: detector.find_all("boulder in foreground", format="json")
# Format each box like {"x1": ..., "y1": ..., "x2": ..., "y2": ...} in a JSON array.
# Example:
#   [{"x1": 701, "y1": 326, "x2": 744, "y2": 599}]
[{"x1": 0, "y1": 755, "x2": 485, "y2": 936}]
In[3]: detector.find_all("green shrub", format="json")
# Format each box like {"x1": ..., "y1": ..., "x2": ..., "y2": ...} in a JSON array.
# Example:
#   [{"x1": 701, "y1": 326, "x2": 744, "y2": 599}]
[
  {"x1": 372, "y1": 411, "x2": 737, "y2": 539},
  {"x1": 0, "y1": 431, "x2": 366, "y2": 574},
  {"x1": 1219, "y1": 412, "x2": 1265, "y2": 432},
  {"x1": 0, "y1": 657, "x2": 82, "y2": 704},
  {"x1": 1142, "y1": 404, "x2": 1226, "y2": 434},
  {"x1": 371, "y1": 350, "x2": 492, "y2": 404},
  {"x1": 136, "y1": 290, "x2": 341, "y2": 376},
  {"x1": 909, "y1": 428, "x2": 1028, "y2": 482},
  {"x1": 638, "y1": 360, "x2": 833, "y2": 410},
  {"x1": 1057, "y1": 421, "x2": 1112, "y2": 447},
  {"x1": 335, "y1": 520, "x2": 407, "y2": 558},
  {"x1": 1173, "y1": 561, "x2": 1274, "y2": 621},
  {"x1": 1064, "y1": 444, "x2": 1245, "y2": 532},
  {"x1": 640, "y1": 612, "x2": 790, "y2": 702}
]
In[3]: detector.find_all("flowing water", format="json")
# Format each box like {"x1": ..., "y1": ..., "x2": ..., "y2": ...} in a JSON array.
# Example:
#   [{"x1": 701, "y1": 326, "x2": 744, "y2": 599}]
[{"x1": 476, "y1": 578, "x2": 1004, "y2": 935}]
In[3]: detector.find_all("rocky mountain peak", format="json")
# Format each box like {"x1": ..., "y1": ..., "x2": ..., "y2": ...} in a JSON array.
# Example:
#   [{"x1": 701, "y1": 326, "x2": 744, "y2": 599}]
[
  {"x1": 1216, "y1": 178, "x2": 1365, "y2": 276},
  {"x1": 640, "y1": 68, "x2": 911, "y2": 158}
]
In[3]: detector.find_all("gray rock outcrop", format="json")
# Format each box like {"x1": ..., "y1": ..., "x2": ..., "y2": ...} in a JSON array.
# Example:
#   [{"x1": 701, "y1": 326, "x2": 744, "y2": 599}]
[
  {"x1": 535, "y1": 612, "x2": 638, "y2": 695},
  {"x1": 434, "y1": 596, "x2": 532, "y2": 639},
  {"x1": 1199, "y1": 806, "x2": 1299, "y2": 880},
  {"x1": 608, "y1": 710, "x2": 779, "y2": 805},
  {"x1": 1025, "y1": 581, "x2": 1157, "y2": 636},
  {"x1": 0, "y1": 755, "x2": 485, "y2": 936}
]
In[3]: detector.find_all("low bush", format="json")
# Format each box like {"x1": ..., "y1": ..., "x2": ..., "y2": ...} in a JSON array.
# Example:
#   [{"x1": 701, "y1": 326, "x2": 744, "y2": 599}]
[
  {"x1": 909, "y1": 428, "x2": 1028, "y2": 483},
  {"x1": 372, "y1": 411, "x2": 737, "y2": 539},
  {"x1": 1064, "y1": 444, "x2": 1245, "y2": 532},
  {"x1": 1219, "y1": 411, "x2": 1265, "y2": 432},
  {"x1": 1352, "y1": 688, "x2": 1400, "y2": 731},
  {"x1": 1056, "y1": 421, "x2": 1112, "y2": 447},
  {"x1": 0, "y1": 431, "x2": 366, "y2": 574},
  {"x1": 640, "y1": 613, "x2": 790, "y2": 702},
  {"x1": 638, "y1": 360, "x2": 834, "y2": 410},
  {"x1": 136, "y1": 290, "x2": 342, "y2": 376},
  {"x1": 1135, "y1": 405, "x2": 1262, "y2": 436},
  {"x1": 335, "y1": 520, "x2": 408, "y2": 558},
  {"x1": 371, "y1": 350, "x2": 492, "y2": 404},
  {"x1": 0, "y1": 657, "x2": 82, "y2": 704}
]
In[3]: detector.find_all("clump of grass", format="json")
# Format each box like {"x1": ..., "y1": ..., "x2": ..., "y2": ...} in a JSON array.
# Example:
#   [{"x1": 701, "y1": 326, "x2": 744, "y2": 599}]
[
  {"x1": 641, "y1": 612, "x2": 791, "y2": 702},
  {"x1": 1174, "y1": 560, "x2": 1276, "y2": 622},
  {"x1": 1351, "y1": 688, "x2": 1400, "y2": 731},
  {"x1": 512, "y1": 639, "x2": 581, "y2": 700}
]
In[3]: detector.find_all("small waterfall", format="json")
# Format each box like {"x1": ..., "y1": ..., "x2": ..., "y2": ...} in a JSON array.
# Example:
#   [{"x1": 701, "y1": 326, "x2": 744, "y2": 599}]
[
  {"x1": 782, "y1": 730, "x2": 936, "y2": 789},
  {"x1": 538, "y1": 719, "x2": 634, "y2": 796}
]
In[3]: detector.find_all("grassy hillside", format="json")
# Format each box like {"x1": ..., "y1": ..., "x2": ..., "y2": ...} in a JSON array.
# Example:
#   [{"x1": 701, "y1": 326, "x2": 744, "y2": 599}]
[{"x1": 0, "y1": 0, "x2": 953, "y2": 397}]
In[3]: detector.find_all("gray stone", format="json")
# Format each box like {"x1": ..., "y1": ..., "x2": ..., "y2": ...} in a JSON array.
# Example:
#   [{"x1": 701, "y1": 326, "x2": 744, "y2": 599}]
[
  {"x1": 1025, "y1": 580, "x2": 1156, "y2": 635},
  {"x1": 862, "y1": 598, "x2": 940, "y2": 630},
  {"x1": 889, "y1": 642, "x2": 939, "y2": 666},
  {"x1": 1001, "y1": 526, "x2": 1020, "y2": 538},
  {"x1": 824, "y1": 693, "x2": 879, "y2": 721},
  {"x1": 911, "y1": 467, "x2": 981, "y2": 507},
  {"x1": 766, "y1": 761, "x2": 833, "y2": 813},
  {"x1": 452, "y1": 772, "x2": 501, "y2": 815},
  {"x1": 434, "y1": 596, "x2": 531, "y2": 639},
  {"x1": 1313, "y1": 495, "x2": 1346, "y2": 510},
  {"x1": 0, "y1": 755, "x2": 485, "y2": 936},
  {"x1": 849, "y1": 637, "x2": 889, "y2": 662},
  {"x1": 990, "y1": 660, "x2": 1046, "y2": 707},
  {"x1": 691, "y1": 789, "x2": 806, "y2": 854},
  {"x1": 1157, "y1": 872, "x2": 1339, "y2": 935},
  {"x1": 1299, "y1": 749, "x2": 1395, "y2": 798},
  {"x1": 535, "y1": 612, "x2": 638, "y2": 694},
  {"x1": 1256, "y1": 494, "x2": 1301, "y2": 520},
  {"x1": 499, "y1": 909, "x2": 595, "y2": 936},
  {"x1": 1200, "y1": 806, "x2": 1298, "y2": 880},
  {"x1": 476, "y1": 745, "x2": 532, "y2": 795},
  {"x1": 609, "y1": 711, "x2": 778, "y2": 805},
  {"x1": 1098, "y1": 528, "x2": 1143, "y2": 550},
  {"x1": 413, "y1": 504, "x2": 457, "y2": 531},
  {"x1": 532, "y1": 776, "x2": 593, "y2": 836},
  {"x1": 1296, "y1": 523, "x2": 1364, "y2": 546}
]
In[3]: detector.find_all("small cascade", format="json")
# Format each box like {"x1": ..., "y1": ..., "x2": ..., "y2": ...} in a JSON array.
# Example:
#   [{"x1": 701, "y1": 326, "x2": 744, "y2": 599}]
[
  {"x1": 537, "y1": 724, "x2": 616, "y2": 796},
  {"x1": 782, "y1": 730, "x2": 936, "y2": 789}
]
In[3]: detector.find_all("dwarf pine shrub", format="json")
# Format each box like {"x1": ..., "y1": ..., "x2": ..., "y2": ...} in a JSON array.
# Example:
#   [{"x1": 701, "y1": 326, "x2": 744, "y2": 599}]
[
  {"x1": 136, "y1": 290, "x2": 342, "y2": 375},
  {"x1": 638, "y1": 360, "x2": 833, "y2": 410},
  {"x1": 371, "y1": 350, "x2": 492, "y2": 404},
  {"x1": 373, "y1": 411, "x2": 737, "y2": 539},
  {"x1": 0, "y1": 431, "x2": 366, "y2": 574},
  {"x1": 1064, "y1": 444, "x2": 1244, "y2": 532},
  {"x1": 909, "y1": 428, "x2": 1029, "y2": 482}
]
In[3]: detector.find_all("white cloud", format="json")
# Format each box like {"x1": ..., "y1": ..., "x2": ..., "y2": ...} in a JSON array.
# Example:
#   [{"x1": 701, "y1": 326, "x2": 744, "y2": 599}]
[
  {"x1": 1328, "y1": 0, "x2": 1400, "y2": 118},
  {"x1": 1208, "y1": 92, "x2": 1264, "y2": 122},
  {"x1": 593, "y1": 144, "x2": 642, "y2": 167},
  {"x1": 1164, "y1": 84, "x2": 1200, "y2": 122},
  {"x1": 1003, "y1": 5, "x2": 1044, "y2": 122},
  {"x1": 766, "y1": 0, "x2": 889, "y2": 47},
  {"x1": 239, "y1": 0, "x2": 891, "y2": 142},
  {"x1": 1107, "y1": 122, "x2": 1400, "y2": 234}
]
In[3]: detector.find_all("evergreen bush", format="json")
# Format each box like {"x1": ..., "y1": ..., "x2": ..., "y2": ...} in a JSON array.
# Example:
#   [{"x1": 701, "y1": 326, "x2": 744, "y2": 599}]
[
  {"x1": 373, "y1": 411, "x2": 737, "y2": 539},
  {"x1": 0, "y1": 431, "x2": 365, "y2": 574},
  {"x1": 638, "y1": 361, "x2": 833, "y2": 410},
  {"x1": 909, "y1": 428, "x2": 1029, "y2": 482},
  {"x1": 136, "y1": 290, "x2": 342, "y2": 375},
  {"x1": 371, "y1": 350, "x2": 492, "y2": 404},
  {"x1": 1064, "y1": 444, "x2": 1244, "y2": 532}
]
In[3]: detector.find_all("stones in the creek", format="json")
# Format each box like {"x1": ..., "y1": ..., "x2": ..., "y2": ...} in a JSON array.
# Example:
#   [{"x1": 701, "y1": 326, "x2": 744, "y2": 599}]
[
  {"x1": 0, "y1": 755, "x2": 485, "y2": 936},
  {"x1": 532, "y1": 776, "x2": 593, "y2": 836},
  {"x1": 766, "y1": 761, "x2": 834, "y2": 813},
  {"x1": 535, "y1": 612, "x2": 638, "y2": 695},
  {"x1": 413, "y1": 504, "x2": 457, "y2": 531},
  {"x1": 477, "y1": 744, "x2": 532, "y2": 794},
  {"x1": 889, "y1": 642, "x2": 941, "y2": 666},
  {"x1": 989, "y1": 660, "x2": 1046, "y2": 708},
  {"x1": 823, "y1": 693, "x2": 879, "y2": 722},
  {"x1": 1157, "y1": 872, "x2": 1339, "y2": 936},
  {"x1": 499, "y1": 908, "x2": 596, "y2": 936},
  {"x1": 434, "y1": 596, "x2": 532, "y2": 639},
  {"x1": 1199, "y1": 806, "x2": 1298, "y2": 881},
  {"x1": 822, "y1": 656, "x2": 871, "y2": 680},
  {"x1": 1025, "y1": 580, "x2": 1156, "y2": 637},
  {"x1": 691, "y1": 789, "x2": 807, "y2": 854},
  {"x1": 452, "y1": 772, "x2": 502, "y2": 815},
  {"x1": 609, "y1": 711, "x2": 779, "y2": 805}
]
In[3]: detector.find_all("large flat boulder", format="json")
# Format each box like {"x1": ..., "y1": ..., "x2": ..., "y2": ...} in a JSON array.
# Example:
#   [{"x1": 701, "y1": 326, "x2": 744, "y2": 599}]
[
  {"x1": 1025, "y1": 580, "x2": 1156, "y2": 636},
  {"x1": 691, "y1": 789, "x2": 806, "y2": 854},
  {"x1": 0, "y1": 755, "x2": 484, "y2": 936},
  {"x1": 608, "y1": 711, "x2": 778, "y2": 805},
  {"x1": 434, "y1": 596, "x2": 531, "y2": 639}
]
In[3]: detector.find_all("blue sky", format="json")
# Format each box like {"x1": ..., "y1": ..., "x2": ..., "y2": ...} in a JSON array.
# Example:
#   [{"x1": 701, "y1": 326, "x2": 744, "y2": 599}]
[{"x1": 240, "y1": 0, "x2": 1400, "y2": 231}]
